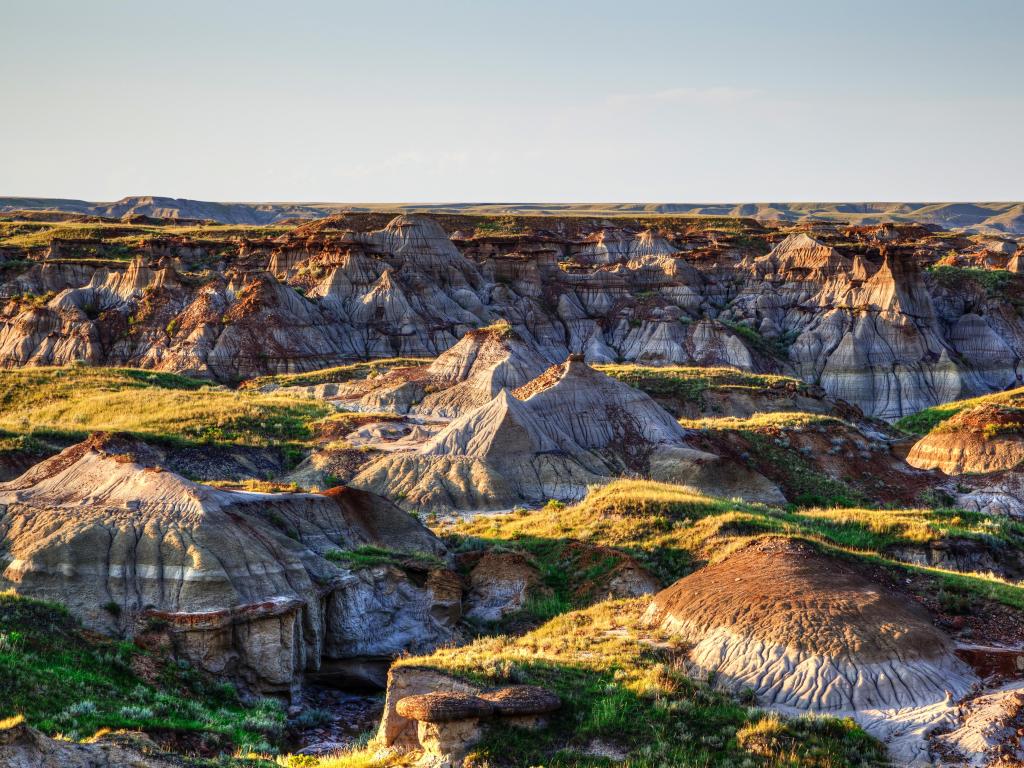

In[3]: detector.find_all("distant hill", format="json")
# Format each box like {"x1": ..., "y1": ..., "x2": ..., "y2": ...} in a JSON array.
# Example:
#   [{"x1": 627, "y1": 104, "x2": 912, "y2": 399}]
[{"x1": 2, "y1": 195, "x2": 1023, "y2": 233}]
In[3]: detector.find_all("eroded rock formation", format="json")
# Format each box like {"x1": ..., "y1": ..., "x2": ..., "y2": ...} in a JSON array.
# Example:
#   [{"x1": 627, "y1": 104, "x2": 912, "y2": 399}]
[
  {"x1": 351, "y1": 356, "x2": 782, "y2": 511},
  {"x1": 3, "y1": 214, "x2": 1022, "y2": 419},
  {"x1": 0, "y1": 434, "x2": 461, "y2": 700},
  {"x1": 908, "y1": 404, "x2": 1024, "y2": 474},
  {"x1": 643, "y1": 538, "x2": 978, "y2": 764}
]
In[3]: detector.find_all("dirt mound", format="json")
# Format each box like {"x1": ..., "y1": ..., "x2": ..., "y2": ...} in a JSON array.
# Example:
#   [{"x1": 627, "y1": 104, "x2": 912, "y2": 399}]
[
  {"x1": 644, "y1": 538, "x2": 975, "y2": 710},
  {"x1": 908, "y1": 404, "x2": 1024, "y2": 474}
]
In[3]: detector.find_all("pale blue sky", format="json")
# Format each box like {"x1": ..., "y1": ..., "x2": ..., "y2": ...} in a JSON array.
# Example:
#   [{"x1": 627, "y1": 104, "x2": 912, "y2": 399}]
[{"x1": 2, "y1": 0, "x2": 1021, "y2": 201}]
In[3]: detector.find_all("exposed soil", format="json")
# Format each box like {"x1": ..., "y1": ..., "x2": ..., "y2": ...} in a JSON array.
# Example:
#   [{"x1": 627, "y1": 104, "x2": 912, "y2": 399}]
[{"x1": 647, "y1": 538, "x2": 951, "y2": 661}]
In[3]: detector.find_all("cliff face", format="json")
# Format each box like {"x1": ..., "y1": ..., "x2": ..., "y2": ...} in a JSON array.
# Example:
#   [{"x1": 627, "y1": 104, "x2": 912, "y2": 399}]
[
  {"x1": 0, "y1": 435, "x2": 461, "y2": 700},
  {"x1": 1, "y1": 214, "x2": 1021, "y2": 419}
]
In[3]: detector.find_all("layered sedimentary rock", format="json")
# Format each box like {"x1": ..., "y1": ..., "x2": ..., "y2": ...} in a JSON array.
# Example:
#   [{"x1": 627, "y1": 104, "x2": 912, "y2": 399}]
[
  {"x1": 312, "y1": 320, "x2": 553, "y2": 417},
  {"x1": 907, "y1": 404, "x2": 1024, "y2": 474},
  {"x1": 2, "y1": 214, "x2": 1023, "y2": 419},
  {"x1": 352, "y1": 357, "x2": 783, "y2": 511},
  {"x1": 0, "y1": 435, "x2": 460, "y2": 700},
  {"x1": 643, "y1": 538, "x2": 977, "y2": 763}
]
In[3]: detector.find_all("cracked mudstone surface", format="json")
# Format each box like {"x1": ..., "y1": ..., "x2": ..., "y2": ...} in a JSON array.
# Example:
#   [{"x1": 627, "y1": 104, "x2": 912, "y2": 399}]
[{"x1": 644, "y1": 538, "x2": 979, "y2": 764}]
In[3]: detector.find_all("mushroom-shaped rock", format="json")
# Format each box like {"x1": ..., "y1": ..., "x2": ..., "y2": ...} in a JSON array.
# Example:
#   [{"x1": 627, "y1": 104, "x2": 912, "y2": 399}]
[
  {"x1": 395, "y1": 692, "x2": 494, "y2": 767},
  {"x1": 395, "y1": 692, "x2": 495, "y2": 723},
  {"x1": 479, "y1": 685, "x2": 561, "y2": 716}
]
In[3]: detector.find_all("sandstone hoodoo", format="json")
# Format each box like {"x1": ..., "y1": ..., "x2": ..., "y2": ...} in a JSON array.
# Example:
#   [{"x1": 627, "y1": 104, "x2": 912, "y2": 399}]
[
  {"x1": 351, "y1": 355, "x2": 782, "y2": 512},
  {"x1": 389, "y1": 685, "x2": 560, "y2": 767},
  {"x1": 643, "y1": 538, "x2": 978, "y2": 763},
  {"x1": 0, "y1": 434, "x2": 461, "y2": 700}
]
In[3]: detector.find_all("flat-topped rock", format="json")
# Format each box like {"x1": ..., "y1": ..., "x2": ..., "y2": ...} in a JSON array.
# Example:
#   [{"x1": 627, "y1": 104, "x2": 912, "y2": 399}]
[{"x1": 396, "y1": 692, "x2": 495, "y2": 723}]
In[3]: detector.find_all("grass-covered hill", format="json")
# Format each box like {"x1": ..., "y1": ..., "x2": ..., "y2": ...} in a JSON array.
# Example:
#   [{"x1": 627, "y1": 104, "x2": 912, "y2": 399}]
[
  {"x1": 4, "y1": 198, "x2": 1023, "y2": 233},
  {"x1": 0, "y1": 591, "x2": 285, "y2": 762}
]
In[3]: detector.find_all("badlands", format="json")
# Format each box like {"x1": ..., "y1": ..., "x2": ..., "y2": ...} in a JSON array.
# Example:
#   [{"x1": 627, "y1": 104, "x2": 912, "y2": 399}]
[{"x1": 1, "y1": 209, "x2": 1024, "y2": 767}]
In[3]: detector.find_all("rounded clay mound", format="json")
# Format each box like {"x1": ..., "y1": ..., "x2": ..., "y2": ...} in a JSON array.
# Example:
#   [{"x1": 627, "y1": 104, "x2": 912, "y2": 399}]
[
  {"x1": 907, "y1": 403, "x2": 1024, "y2": 474},
  {"x1": 643, "y1": 538, "x2": 976, "y2": 711}
]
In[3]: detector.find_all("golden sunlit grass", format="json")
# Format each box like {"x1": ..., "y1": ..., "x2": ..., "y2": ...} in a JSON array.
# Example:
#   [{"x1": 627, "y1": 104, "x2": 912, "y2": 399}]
[
  {"x1": 442, "y1": 479, "x2": 1024, "y2": 609},
  {"x1": 0, "y1": 220, "x2": 292, "y2": 251},
  {"x1": 895, "y1": 386, "x2": 1024, "y2": 435},
  {"x1": 242, "y1": 359, "x2": 429, "y2": 391},
  {"x1": 679, "y1": 411, "x2": 842, "y2": 431},
  {"x1": 0, "y1": 366, "x2": 331, "y2": 448},
  {"x1": 280, "y1": 600, "x2": 886, "y2": 766},
  {"x1": 376, "y1": 600, "x2": 887, "y2": 767}
]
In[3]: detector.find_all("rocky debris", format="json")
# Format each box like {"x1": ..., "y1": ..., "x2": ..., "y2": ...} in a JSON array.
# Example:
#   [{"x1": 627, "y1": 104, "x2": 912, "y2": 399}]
[
  {"x1": 643, "y1": 538, "x2": 978, "y2": 764},
  {"x1": 462, "y1": 551, "x2": 541, "y2": 623},
  {"x1": 392, "y1": 686, "x2": 560, "y2": 767},
  {"x1": 932, "y1": 684, "x2": 1024, "y2": 767},
  {"x1": 956, "y1": 471, "x2": 1024, "y2": 518},
  {"x1": 0, "y1": 718, "x2": 179, "y2": 768},
  {"x1": 0, "y1": 434, "x2": 460, "y2": 701},
  {"x1": 908, "y1": 404, "x2": 1024, "y2": 474},
  {"x1": 352, "y1": 356, "x2": 782, "y2": 511}
]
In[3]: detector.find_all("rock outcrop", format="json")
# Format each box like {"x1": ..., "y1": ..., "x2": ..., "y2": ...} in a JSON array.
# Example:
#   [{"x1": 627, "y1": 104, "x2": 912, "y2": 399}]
[
  {"x1": 907, "y1": 404, "x2": 1024, "y2": 474},
  {"x1": 377, "y1": 668, "x2": 561, "y2": 768},
  {"x1": 2, "y1": 214, "x2": 1023, "y2": 420},
  {"x1": 0, "y1": 435, "x2": 460, "y2": 700},
  {"x1": 394, "y1": 687, "x2": 560, "y2": 768},
  {"x1": 0, "y1": 718, "x2": 180, "y2": 768},
  {"x1": 321, "y1": 320, "x2": 552, "y2": 417},
  {"x1": 352, "y1": 357, "x2": 782, "y2": 511},
  {"x1": 643, "y1": 538, "x2": 977, "y2": 764}
]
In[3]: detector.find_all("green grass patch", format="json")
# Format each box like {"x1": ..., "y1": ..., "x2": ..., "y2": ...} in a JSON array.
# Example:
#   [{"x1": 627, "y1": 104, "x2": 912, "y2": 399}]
[
  {"x1": 927, "y1": 265, "x2": 1013, "y2": 297},
  {"x1": 597, "y1": 364, "x2": 806, "y2": 406},
  {"x1": 0, "y1": 591, "x2": 283, "y2": 752},
  {"x1": 324, "y1": 546, "x2": 445, "y2": 571},
  {"x1": 443, "y1": 480, "x2": 1024, "y2": 612},
  {"x1": 0, "y1": 366, "x2": 332, "y2": 450},
  {"x1": 895, "y1": 387, "x2": 1024, "y2": 435},
  {"x1": 384, "y1": 600, "x2": 887, "y2": 767},
  {"x1": 242, "y1": 359, "x2": 429, "y2": 390}
]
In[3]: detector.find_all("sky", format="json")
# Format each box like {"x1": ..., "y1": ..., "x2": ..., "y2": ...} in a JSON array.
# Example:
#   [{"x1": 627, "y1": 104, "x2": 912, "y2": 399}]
[{"x1": 2, "y1": 0, "x2": 1022, "y2": 202}]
